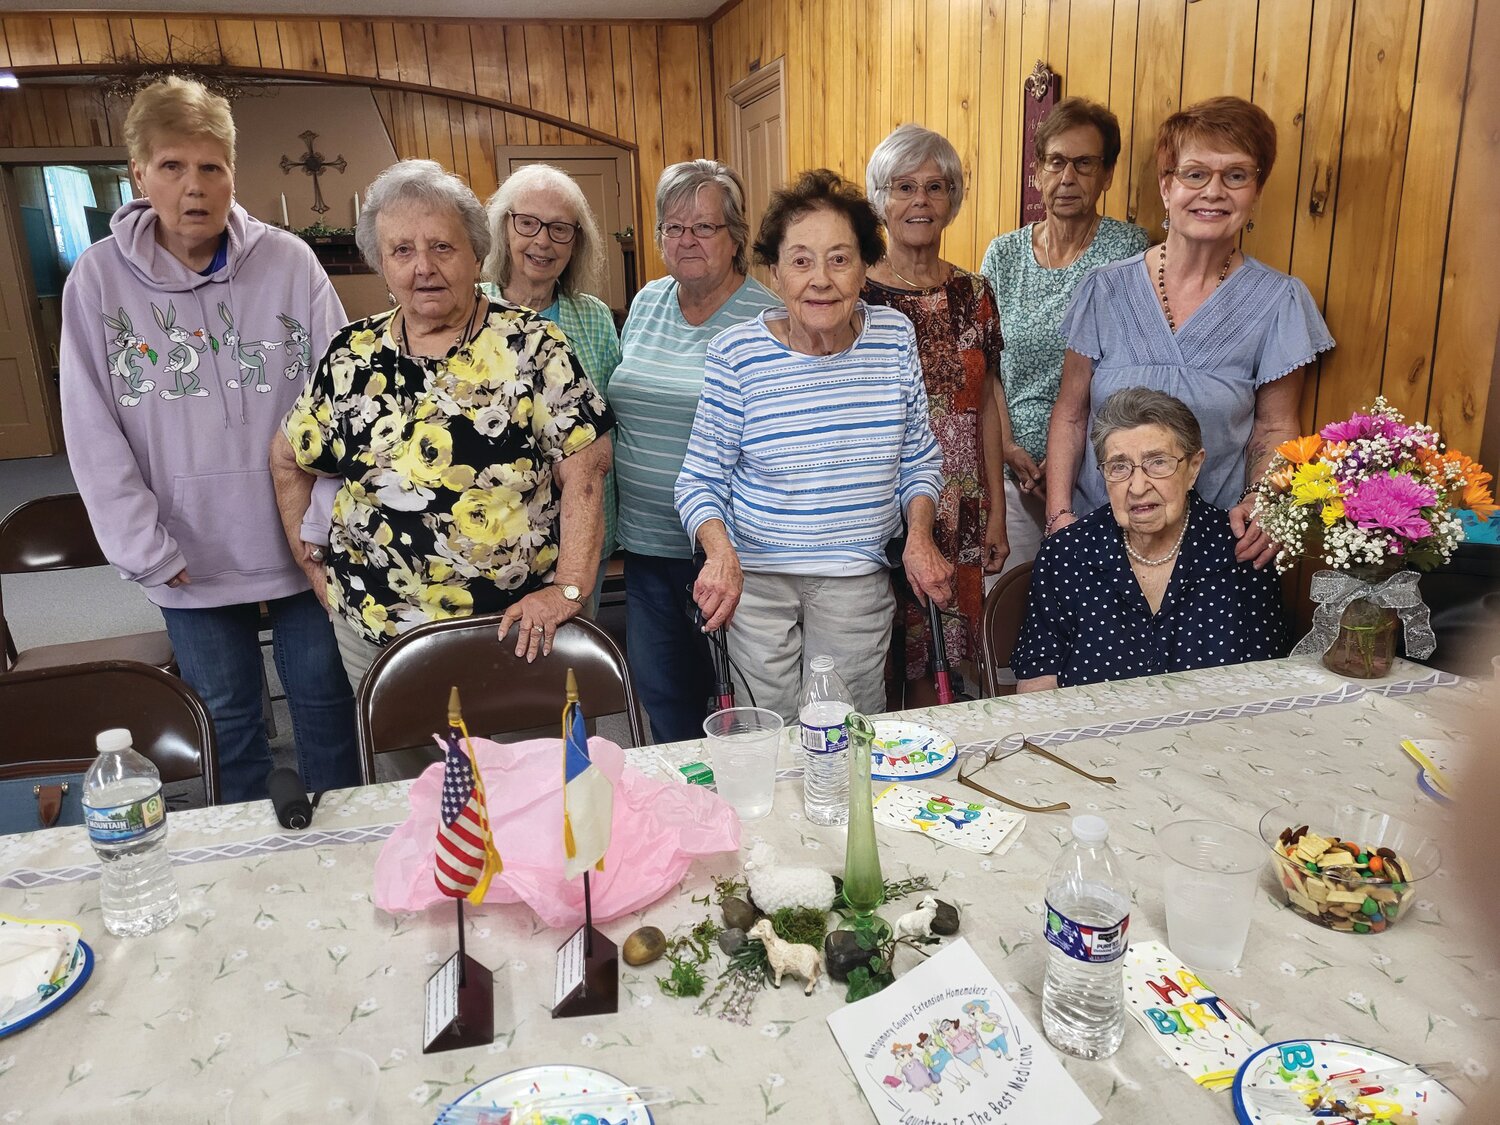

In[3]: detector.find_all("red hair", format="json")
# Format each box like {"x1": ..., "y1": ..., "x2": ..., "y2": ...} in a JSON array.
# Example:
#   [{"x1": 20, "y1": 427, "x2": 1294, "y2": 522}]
[{"x1": 1155, "y1": 96, "x2": 1277, "y2": 187}]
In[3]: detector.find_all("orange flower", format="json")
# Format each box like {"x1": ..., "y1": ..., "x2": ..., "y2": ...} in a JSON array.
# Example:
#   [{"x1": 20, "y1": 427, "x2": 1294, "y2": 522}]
[
  {"x1": 1445, "y1": 449, "x2": 1493, "y2": 488},
  {"x1": 1267, "y1": 465, "x2": 1296, "y2": 492},
  {"x1": 1321, "y1": 440, "x2": 1349, "y2": 462},
  {"x1": 1276, "y1": 435, "x2": 1323, "y2": 465},
  {"x1": 1458, "y1": 479, "x2": 1498, "y2": 521}
]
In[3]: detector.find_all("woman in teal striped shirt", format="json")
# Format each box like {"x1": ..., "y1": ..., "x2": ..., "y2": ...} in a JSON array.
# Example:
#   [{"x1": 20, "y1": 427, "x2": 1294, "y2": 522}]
[{"x1": 482, "y1": 164, "x2": 622, "y2": 614}]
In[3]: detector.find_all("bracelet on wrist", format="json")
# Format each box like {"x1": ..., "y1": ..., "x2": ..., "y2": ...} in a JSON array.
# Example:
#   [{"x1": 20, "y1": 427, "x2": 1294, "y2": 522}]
[{"x1": 1044, "y1": 510, "x2": 1073, "y2": 535}]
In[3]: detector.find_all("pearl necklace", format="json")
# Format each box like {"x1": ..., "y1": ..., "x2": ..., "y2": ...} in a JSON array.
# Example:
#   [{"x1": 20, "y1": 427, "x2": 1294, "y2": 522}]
[
  {"x1": 1123, "y1": 509, "x2": 1189, "y2": 567},
  {"x1": 1156, "y1": 244, "x2": 1235, "y2": 332},
  {"x1": 1039, "y1": 212, "x2": 1100, "y2": 269}
]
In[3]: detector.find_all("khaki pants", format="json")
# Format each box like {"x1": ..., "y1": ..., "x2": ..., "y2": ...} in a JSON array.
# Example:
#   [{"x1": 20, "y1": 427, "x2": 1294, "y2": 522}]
[
  {"x1": 726, "y1": 570, "x2": 895, "y2": 722},
  {"x1": 331, "y1": 612, "x2": 381, "y2": 696}
]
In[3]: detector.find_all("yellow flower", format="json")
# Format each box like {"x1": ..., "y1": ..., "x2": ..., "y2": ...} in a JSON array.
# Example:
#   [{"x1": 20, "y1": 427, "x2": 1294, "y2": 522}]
[
  {"x1": 452, "y1": 485, "x2": 529, "y2": 546},
  {"x1": 391, "y1": 421, "x2": 453, "y2": 488},
  {"x1": 1322, "y1": 497, "x2": 1345, "y2": 526},
  {"x1": 418, "y1": 583, "x2": 474, "y2": 620},
  {"x1": 364, "y1": 371, "x2": 387, "y2": 397},
  {"x1": 511, "y1": 396, "x2": 534, "y2": 428},
  {"x1": 562, "y1": 425, "x2": 597, "y2": 457},
  {"x1": 285, "y1": 410, "x2": 323, "y2": 463},
  {"x1": 360, "y1": 595, "x2": 395, "y2": 638},
  {"x1": 348, "y1": 329, "x2": 378, "y2": 362},
  {"x1": 1290, "y1": 462, "x2": 1339, "y2": 507},
  {"x1": 532, "y1": 544, "x2": 559, "y2": 573}
]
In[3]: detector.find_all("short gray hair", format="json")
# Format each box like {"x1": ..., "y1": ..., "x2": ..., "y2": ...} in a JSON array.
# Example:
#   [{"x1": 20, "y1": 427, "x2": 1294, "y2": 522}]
[
  {"x1": 865, "y1": 124, "x2": 966, "y2": 220},
  {"x1": 654, "y1": 159, "x2": 750, "y2": 276},
  {"x1": 483, "y1": 164, "x2": 605, "y2": 297},
  {"x1": 355, "y1": 159, "x2": 490, "y2": 274},
  {"x1": 1090, "y1": 387, "x2": 1204, "y2": 462}
]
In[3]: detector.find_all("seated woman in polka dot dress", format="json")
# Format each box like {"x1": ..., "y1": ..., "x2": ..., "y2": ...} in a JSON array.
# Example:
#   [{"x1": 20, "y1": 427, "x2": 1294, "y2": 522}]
[{"x1": 1013, "y1": 386, "x2": 1287, "y2": 690}]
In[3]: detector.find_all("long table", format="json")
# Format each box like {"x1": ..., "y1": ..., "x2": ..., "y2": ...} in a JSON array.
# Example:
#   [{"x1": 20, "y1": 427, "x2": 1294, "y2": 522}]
[{"x1": 0, "y1": 658, "x2": 1489, "y2": 1122}]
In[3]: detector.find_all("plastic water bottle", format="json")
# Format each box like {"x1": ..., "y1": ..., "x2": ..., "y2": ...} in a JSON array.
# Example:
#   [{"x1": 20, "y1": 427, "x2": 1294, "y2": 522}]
[
  {"x1": 1042, "y1": 815, "x2": 1130, "y2": 1060},
  {"x1": 83, "y1": 728, "x2": 180, "y2": 938},
  {"x1": 800, "y1": 656, "x2": 851, "y2": 825}
]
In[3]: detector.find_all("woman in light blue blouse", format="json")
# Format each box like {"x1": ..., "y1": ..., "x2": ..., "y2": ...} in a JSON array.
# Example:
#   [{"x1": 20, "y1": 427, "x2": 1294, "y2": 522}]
[
  {"x1": 980, "y1": 98, "x2": 1147, "y2": 575},
  {"x1": 1044, "y1": 96, "x2": 1334, "y2": 569},
  {"x1": 608, "y1": 160, "x2": 775, "y2": 743},
  {"x1": 483, "y1": 163, "x2": 621, "y2": 614}
]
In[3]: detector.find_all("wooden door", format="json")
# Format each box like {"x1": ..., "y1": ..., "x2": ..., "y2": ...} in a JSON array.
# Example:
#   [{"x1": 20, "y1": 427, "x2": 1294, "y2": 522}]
[
  {"x1": 495, "y1": 146, "x2": 631, "y2": 313},
  {"x1": 729, "y1": 60, "x2": 787, "y2": 295},
  {"x1": 0, "y1": 167, "x2": 57, "y2": 459}
]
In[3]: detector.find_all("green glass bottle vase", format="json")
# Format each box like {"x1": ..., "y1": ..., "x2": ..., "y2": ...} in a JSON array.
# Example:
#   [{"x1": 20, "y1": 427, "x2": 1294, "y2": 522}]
[{"x1": 839, "y1": 712, "x2": 892, "y2": 942}]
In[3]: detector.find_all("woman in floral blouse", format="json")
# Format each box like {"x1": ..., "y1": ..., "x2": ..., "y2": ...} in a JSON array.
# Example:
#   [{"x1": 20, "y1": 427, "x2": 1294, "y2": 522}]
[{"x1": 271, "y1": 159, "x2": 613, "y2": 689}]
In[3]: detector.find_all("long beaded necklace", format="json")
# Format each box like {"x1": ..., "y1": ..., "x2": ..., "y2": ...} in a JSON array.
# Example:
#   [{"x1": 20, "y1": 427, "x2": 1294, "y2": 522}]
[
  {"x1": 1155, "y1": 244, "x2": 1236, "y2": 332},
  {"x1": 1039, "y1": 212, "x2": 1100, "y2": 269},
  {"x1": 1123, "y1": 509, "x2": 1189, "y2": 567}
]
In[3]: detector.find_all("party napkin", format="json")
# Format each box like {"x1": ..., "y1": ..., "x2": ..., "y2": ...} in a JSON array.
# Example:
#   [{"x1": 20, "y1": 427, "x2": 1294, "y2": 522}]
[
  {"x1": 0, "y1": 916, "x2": 79, "y2": 1023},
  {"x1": 1121, "y1": 940, "x2": 1266, "y2": 1091},
  {"x1": 873, "y1": 783, "x2": 1024, "y2": 854}
]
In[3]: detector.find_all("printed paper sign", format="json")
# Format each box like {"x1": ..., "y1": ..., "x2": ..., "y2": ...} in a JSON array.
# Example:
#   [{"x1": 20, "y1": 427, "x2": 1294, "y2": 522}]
[{"x1": 873, "y1": 783, "x2": 1025, "y2": 854}]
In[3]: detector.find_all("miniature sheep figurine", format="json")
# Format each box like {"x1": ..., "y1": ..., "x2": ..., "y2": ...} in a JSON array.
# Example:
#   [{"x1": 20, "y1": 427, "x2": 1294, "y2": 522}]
[
  {"x1": 894, "y1": 895, "x2": 940, "y2": 941},
  {"x1": 747, "y1": 918, "x2": 823, "y2": 995}
]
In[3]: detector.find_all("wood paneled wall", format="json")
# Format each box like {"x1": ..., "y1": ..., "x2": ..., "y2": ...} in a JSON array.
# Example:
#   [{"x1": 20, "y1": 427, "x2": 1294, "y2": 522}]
[
  {"x1": 711, "y1": 0, "x2": 1499, "y2": 454},
  {"x1": 0, "y1": 14, "x2": 716, "y2": 280}
]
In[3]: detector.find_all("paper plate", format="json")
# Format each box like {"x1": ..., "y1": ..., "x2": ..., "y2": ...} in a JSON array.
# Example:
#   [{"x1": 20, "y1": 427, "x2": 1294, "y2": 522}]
[
  {"x1": 440, "y1": 1063, "x2": 655, "y2": 1124},
  {"x1": 870, "y1": 721, "x2": 957, "y2": 782},
  {"x1": 1233, "y1": 1038, "x2": 1464, "y2": 1124},
  {"x1": 0, "y1": 934, "x2": 93, "y2": 1040}
]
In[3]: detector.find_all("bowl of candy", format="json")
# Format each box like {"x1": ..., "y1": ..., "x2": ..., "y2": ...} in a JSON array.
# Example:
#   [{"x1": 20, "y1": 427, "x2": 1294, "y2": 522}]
[{"x1": 1258, "y1": 802, "x2": 1441, "y2": 934}]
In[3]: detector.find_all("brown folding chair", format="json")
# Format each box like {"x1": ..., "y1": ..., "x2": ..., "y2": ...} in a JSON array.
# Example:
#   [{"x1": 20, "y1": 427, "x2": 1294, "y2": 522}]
[
  {"x1": 0, "y1": 659, "x2": 220, "y2": 832},
  {"x1": 356, "y1": 613, "x2": 644, "y2": 784},
  {"x1": 975, "y1": 562, "x2": 1033, "y2": 697},
  {"x1": 0, "y1": 494, "x2": 175, "y2": 674}
]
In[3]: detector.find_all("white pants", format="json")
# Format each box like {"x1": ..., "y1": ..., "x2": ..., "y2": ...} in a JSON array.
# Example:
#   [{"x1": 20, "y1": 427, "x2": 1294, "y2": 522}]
[
  {"x1": 727, "y1": 571, "x2": 896, "y2": 722},
  {"x1": 993, "y1": 477, "x2": 1046, "y2": 583}
]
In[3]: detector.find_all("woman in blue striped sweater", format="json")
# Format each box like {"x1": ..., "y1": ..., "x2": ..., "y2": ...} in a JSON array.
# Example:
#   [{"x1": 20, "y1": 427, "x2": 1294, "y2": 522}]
[{"x1": 675, "y1": 170, "x2": 953, "y2": 720}]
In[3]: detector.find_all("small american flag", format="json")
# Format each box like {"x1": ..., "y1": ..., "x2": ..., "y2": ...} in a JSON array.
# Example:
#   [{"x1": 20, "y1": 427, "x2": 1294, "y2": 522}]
[{"x1": 434, "y1": 730, "x2": 499, "y2": 903}]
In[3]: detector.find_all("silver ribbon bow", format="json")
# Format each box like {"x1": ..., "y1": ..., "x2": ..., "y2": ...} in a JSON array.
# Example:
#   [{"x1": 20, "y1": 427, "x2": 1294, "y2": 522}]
[{"x1": 1292, "y1": 569, "x2": 1436, "y2": 660}]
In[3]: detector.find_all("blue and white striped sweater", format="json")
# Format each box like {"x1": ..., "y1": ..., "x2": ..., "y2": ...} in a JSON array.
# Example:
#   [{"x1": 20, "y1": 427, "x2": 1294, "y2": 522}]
[{"x1": 675, "y1": 302, "x2": 944, "y2": 576}]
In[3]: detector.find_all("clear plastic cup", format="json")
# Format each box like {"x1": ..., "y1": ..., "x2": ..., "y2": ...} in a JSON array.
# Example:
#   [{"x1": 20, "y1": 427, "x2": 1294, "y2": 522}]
[
  {"x1": 703, "y1": 707, "x2": 783, "y2": 821},
  {"x1": 227, "y1": 1048, "x2": 378, "y2": 1124},
  {"x1": 1160, "y1": 819, "x2": 1263, "y2": 972}
]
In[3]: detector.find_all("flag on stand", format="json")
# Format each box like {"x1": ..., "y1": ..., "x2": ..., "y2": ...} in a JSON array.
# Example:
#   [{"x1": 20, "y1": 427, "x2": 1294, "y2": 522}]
[
  {"x1": 562, "y1": 668, "x2": 613, "y2": 880},
  {"x1": 434, "y1": 724, "x2": 502, "y2": 904}
]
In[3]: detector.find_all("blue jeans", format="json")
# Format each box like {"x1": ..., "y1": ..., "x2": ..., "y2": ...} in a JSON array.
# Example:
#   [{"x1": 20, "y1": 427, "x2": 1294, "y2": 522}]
[
  {"x1": 623, "y1": 552, "x2": 715, "y2": 744},
  {"x1": 161, "y1": 591, "x2": 360, "y2": 803}
]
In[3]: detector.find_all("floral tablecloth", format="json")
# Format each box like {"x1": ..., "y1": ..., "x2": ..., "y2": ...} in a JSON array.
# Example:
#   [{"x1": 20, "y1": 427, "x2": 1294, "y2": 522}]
[{"x1": 0, "y1": 657, "x2": 1491, "y2": 1123}]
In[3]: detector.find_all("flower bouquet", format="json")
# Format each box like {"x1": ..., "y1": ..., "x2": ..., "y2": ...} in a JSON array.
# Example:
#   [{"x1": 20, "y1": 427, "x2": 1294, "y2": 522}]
[{"x1": 1250, "y1": 396, "x2": 1494, "y2": 677}]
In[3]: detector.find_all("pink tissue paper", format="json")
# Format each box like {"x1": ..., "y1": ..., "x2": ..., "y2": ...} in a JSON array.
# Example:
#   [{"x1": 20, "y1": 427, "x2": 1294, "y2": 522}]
[{"x1": 373, "y1": 736, "x2": 740, "y2": 927}]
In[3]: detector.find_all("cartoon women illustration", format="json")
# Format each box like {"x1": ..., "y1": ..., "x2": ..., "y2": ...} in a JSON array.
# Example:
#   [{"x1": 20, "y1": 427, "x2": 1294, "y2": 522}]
[
  {"x1": 219, "y1": 301, "x2": 272, "y2": 392},
  {"x1": 152, "y1": 301, "x2": 209, "y2": 400},
  {"x1": 277, "y1": 313, "x2": 311, "y2": 382},
  {"x1": 102, "y1": 307, "x2": 154, "y2": 406},
  {"x1": 917, "y1": 1029, "x2": 970, "y2": 1091},
  {"x1": 964, "y1": 998, "x2": 1013, "y2": 1060},
  {"x1": 891, "y1": 1041, "x2": 943, "y2": 1105},
  {"x1": 936, "y1": 1016, "x2": 988, "y2": 1075}
]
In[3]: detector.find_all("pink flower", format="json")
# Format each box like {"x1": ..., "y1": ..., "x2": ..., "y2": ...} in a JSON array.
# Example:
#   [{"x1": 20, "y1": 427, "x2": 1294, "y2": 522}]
[
  {"x1": 1321, "y1": 413, "x2": 1379, "y2": 442},
  {"x1": 1343, "y1": 474, "x2": 1436, "y2": 541}
]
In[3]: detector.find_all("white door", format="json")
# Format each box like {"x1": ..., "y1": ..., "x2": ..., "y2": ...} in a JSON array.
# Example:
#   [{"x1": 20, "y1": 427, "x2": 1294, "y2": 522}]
[{"x1": 495, "y1": 147, "x2": 630, "y2": 313}]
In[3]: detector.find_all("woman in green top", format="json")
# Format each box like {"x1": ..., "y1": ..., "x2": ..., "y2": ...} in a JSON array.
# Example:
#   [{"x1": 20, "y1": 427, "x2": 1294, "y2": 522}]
[
  {"x1": 483, "y1": 164, "x2": 622, "y2": 614},
  {"x1": 980, "y1": 98, "x2": 1147, "y2": 575}
]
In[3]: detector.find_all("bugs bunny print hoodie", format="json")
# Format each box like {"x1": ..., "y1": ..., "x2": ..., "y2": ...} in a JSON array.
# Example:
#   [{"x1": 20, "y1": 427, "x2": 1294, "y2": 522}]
[{"x1": 60, "y1": 199, "x2": 346, "y2": 609}]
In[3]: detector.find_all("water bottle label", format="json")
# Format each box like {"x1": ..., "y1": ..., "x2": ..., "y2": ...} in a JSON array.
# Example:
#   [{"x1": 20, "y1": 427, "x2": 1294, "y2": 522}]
[
  {"x1": 84, "y1": 789, "x2": 166, "y2": 845},
  {"x1": 801, "y1": 722, "x2": 848, "y2": 755},
  {"x1": 1044, "y1": 898, "x2": 1129, "y2": 963}
]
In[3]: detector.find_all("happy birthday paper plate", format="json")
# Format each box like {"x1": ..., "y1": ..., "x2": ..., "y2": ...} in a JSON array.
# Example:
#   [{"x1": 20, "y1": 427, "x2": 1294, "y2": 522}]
[
  {"x1": 1233, "y1": 1039, "x2": 1463, "y2": 1124},
  {"x1": 0, "y1": 916, "x2": 93, "y2": 1040},
  {"x1": 870, "y1": 721, "x2": 957, "y2": 782},
  {"x1": 440, "y1": 1063, "x2": 656, "y2": 1124}
]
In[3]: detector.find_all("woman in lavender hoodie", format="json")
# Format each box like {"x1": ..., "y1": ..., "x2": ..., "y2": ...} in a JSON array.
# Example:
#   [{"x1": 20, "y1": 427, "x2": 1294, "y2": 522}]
[{"x1": 59, "y1": 77, "x2": 358, "y2": 804}]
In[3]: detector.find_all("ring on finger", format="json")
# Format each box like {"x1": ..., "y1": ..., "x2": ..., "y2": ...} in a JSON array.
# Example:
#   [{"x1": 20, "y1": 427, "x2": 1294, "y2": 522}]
[{"x1": 532, "y1": 625, "x2": 545, "y2": 633}]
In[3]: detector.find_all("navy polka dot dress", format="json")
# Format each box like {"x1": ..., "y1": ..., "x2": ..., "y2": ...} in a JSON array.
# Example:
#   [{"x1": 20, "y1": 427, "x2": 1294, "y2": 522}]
[{"x1": 1012, "y1": 491, "x2": 1289, "y2": 686}]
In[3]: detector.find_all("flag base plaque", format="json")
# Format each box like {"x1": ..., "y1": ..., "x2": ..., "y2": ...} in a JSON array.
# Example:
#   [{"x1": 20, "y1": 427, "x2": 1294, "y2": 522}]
[
  {"x1": 423, "y1": 951, "x2": 494, "y2": 1053},
  {"x1": 552, "y1": 923, "x2": 618, "y2": 1018}
]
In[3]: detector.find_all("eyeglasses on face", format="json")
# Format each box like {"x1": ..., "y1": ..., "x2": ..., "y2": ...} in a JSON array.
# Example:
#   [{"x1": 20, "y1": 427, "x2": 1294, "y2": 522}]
[
  {"x1": 658, "y1": 221, "x2": 728, "y2": 240},
  {"x1": 510, "y1": 212, "x2": 579, "y2": 244},
  {"x1": 1039, "y1": 153, "x2": 1104, "y2": 176},
  {"x1": 887, "y1": 178, "x2": 953, "y2": 200},
  {"x1": 1166, "y1": 165, "x2": 1259, "y2": 190},
  {"x1": 1099, "y1": 454, "x2": 1189, "y2": 483}
]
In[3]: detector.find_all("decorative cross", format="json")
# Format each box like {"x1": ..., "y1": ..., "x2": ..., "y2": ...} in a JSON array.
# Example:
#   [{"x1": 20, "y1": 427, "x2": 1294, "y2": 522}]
[{"x1": 280, "y1": 130, "x2": 347, "y2": 216}]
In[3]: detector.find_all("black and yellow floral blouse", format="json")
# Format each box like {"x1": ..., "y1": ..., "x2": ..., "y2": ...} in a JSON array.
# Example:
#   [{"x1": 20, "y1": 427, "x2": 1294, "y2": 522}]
[{"x1": 284, "y1": 301, "x2": 614, "y2": 645}]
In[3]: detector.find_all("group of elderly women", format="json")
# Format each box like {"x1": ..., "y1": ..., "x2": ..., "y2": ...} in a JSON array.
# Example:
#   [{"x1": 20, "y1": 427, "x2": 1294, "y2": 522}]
[{"x1": 60, "y1": 75, "x2": 1324, "y2": 797}]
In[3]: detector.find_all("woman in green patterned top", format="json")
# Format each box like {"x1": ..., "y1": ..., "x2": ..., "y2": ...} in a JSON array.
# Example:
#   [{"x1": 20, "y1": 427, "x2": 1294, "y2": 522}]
[
  {"x1": 980, "y1": 98, "x2": 1147, "y2": 575},
  {"x1": 482, "y1": 164, "x2": 622, "y2": 615}
]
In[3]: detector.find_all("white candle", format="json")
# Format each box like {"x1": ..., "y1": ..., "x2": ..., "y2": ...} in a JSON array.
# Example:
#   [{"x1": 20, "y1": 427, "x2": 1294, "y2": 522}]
[
  {"x1": 354, "y1": 192, "x2": 361, "y2": 222},
  {"x1": 280, "y1": 193, "x2": 289, "y2": 226}
]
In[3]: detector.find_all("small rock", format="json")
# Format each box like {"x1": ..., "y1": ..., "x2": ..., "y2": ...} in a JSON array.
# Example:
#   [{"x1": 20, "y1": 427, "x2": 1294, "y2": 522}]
[
  {"x1": 930, "y1": 900, "x2": 960, "y2": 936},
  {"x1": 622, "y1": 925, "x2": 666, "y2": 967},
  {"x1": 824, "y1": 929, "x2": 879, "y2": 983},
  {"x1": 717, "y1": 927, "x2": 746, "y2": 956},
  {"x1": 721, "y1": 896, "x2": 756, "y2": 931}
]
